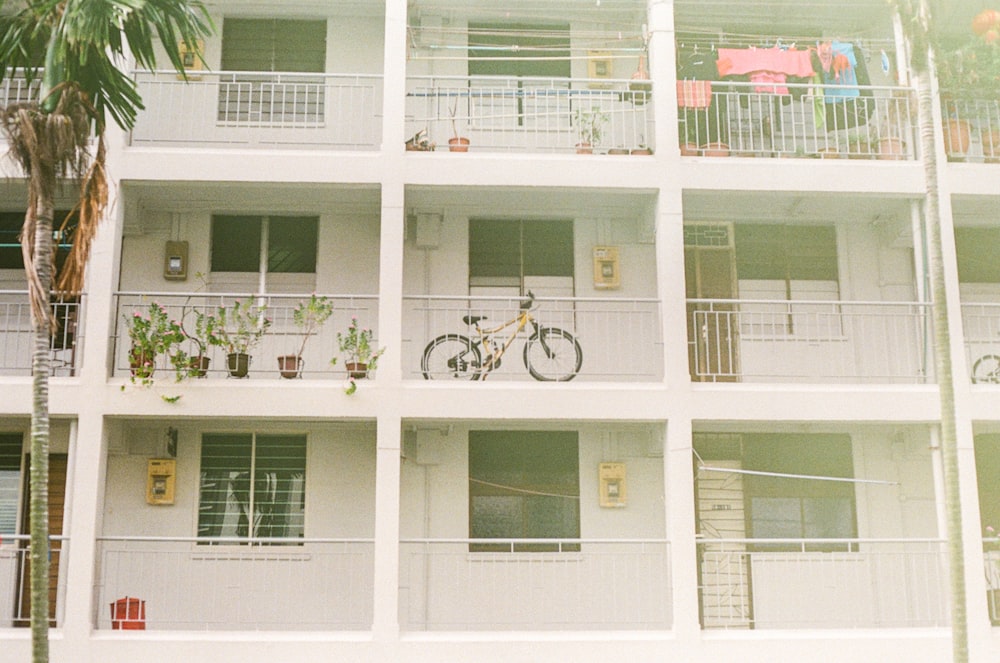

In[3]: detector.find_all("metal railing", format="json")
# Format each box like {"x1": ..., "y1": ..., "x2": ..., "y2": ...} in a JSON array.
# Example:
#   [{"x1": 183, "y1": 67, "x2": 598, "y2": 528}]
[
  {"x1": 0, "y1": 292, "x2": 82, "y2": 377},
  {"x1": 985, "y1": 544, "x2": 1000, "y2": 624},
  {"x1": 688, "y1": 299, "x2": 933, "y2": 383},
  {"x1": 962, "y1": 303, "x2": 1000, "y2": 384},
  {"x1": 698, "y1": 538, "x2": 948, "y2": 629},
  {"x1": 400, "y1": 538, "x2": 670, "y2": 630},
  {"x1": 942, "y1": 98, "x2": 1000, "y2": 162},
  {"x1": 113, "y1": 292, "x2": 378, "y2": 381},
  {"x1": 406, "y1": 75, "x2": 655, "y2": 153},
  {"x1": 403, "y1": 295, "x2": 663, "y2": 382},
  {"x1": 0, "y1": 535, "x2": 68, "y2": 628},
  {"x1": 679, "y1": 82, "x2": 916, "y2": 159},
  {"x1": 129, "y1": 70, "x2": 383, "y2": 149},
  {"x1": 95, "y1": 536, "x2": 374, "y2": 630}
]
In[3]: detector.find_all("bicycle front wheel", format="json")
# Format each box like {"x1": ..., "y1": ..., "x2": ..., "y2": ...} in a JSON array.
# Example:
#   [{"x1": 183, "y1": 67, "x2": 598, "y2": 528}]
[
  {"x1": 524, "y1": 327, "x2": 582, "y2": 381},
  {"x1": 973, "y1": 354, "x2": 1000, "y2": 383},
  {"x1": 422, "y1": 334, "x2": 481, "y2": 380}
]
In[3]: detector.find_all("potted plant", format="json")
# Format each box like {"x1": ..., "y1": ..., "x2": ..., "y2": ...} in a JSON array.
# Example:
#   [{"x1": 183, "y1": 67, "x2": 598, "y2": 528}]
[
  {"x1": 171, "y1": 307, "x2": 221, "y2": 379},
  {"x1": 277, "y1": 294, "x2": 334, "y2": 379},
  {"x1": 213, "y1": 299, "x2": 272, "y2": 378},
  {"x1": 936, "y1": 11, "x2": 1000, "y2": 160},
  {"x1": 447, "y1": 97, "x2": 470, "y2": 152},
  {"x1": 123, "y1": 301, "x2": 185, "y2": 385},
  {"x1": 331, "y1": 316, "x2": 385, "y2": 394},
  {"x1": 572, "y1": 106, "x2": 609, "y2": 154}
]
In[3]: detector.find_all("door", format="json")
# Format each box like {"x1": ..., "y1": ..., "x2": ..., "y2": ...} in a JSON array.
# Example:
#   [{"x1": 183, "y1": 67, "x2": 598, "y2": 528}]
[
  {"x1": 15, "y1": 454, "x2": 67, "y2": 627},
  {"x1": 684, "y1": 224, "x2": 740, "y2": 381}
]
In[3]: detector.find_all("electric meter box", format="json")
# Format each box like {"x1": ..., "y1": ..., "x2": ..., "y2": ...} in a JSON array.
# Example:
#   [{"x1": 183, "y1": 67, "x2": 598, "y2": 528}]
[
  {"x1": 599, "y1": 462, "x2": 627, "y2": 508},
  {"x1": 146, "y1": 459, "x2": 176, "y2": 505}
]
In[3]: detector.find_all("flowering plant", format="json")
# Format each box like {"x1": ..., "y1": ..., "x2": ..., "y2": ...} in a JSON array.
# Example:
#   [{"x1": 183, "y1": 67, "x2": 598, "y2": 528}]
[
  {"x1": 937, "y1": 10, "x2": 1000, "y2": 98},
  {"x1": 334, "y1": 316, "x2": 384, "y2": 369},
  {"x1": 211, "y1": 299, "x2": 272, "y2": 355},
  {"x1": 124, "y1": 302, "x2": 186, "y2": 384},
  {"x1": 290, "y1": 294, "x2": 334, "y2": 358}
]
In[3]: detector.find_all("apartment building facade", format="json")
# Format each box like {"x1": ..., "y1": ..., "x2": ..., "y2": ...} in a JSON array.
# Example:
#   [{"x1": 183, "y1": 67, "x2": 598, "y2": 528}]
[{"x1": 2, "y1": 0, "x2": 1000, "y2": 661}]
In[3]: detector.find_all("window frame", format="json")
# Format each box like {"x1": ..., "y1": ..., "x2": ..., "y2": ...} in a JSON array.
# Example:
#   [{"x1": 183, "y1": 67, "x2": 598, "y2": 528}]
[
  {"x1": 468, "y1": 430, "x2": 580, "y2": 553},
  {"x1": 209, "y1": 214, "x2": 319, "y2": 290},
  {"x1": 468, "y1": 218, "x2": 574, "y2": 294},
  {"x1": 197, "y1": 432, "x2": 307, "y2": 546}
]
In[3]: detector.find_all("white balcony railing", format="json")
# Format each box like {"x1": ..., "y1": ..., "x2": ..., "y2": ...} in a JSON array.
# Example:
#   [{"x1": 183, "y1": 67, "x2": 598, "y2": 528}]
[
  {"x1": 698, "y1": 538, "x2": 948, "y2": 629},
  {"x1": 0, "y1": 292, "x2": 81, "y2": 377},
  {"x1": 406, "y1": 75, "x2": 655, "y2": 153},
  {"x1": 963, "y1": 303, "x2": 1000, "y2": 383},
  {"x1": 688, "y1": 299, "x2": 933, "y2": 383},
  {"x1": 113, "y1": 292, "x2": 378, "y2": 381},
  {"x1": 0, "y1": 535, "x2": 68, "y2": 628},
  {"x1": 943, "y1": 98, "x2": 1000, "y2": 162},
  {"x1": 95, "y1": 536, "x2": 374, "y2": 630},
  {"x1": 403, "y1": 295, "x2": 663, "y2": 382},
  {"x1": 400, "y1": 538, "x2": 670, "y2": 630},
  {"x1": 985, "y1": 545, "x2": 1000, "y2": 625},
  {"x1": 679, "y1": 82, "x2": 916, "y2": 159},
  {"x1": 129, "y1": 71, "x2": 383, "y2": 149}
]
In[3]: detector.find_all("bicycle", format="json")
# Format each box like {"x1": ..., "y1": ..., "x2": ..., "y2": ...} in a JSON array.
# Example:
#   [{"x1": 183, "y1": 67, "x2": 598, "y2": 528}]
[
  {"x1": 973, "y1": 354, "x2": 1000, "y2": 383},
  {"x1": 421, "y1": 291, "x2": 583, "y2": 381}
]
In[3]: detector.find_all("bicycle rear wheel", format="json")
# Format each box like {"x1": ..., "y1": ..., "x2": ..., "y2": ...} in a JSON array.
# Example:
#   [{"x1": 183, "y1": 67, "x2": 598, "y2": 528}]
[
  {"x1": 973, "y1": 354, "x2": 1000, "y2": 383},
  {"x1": 524, "y1": 327, "x2": 582, "y2": 381},
  {"x1": 422, "y1": 334, "x2": 481, "y2": 380}
]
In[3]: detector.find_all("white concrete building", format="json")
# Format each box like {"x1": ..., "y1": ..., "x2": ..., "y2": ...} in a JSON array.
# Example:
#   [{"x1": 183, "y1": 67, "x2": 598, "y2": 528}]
[{"x1": 2, "y1": 0, "x2": 1000, "y2": 661}]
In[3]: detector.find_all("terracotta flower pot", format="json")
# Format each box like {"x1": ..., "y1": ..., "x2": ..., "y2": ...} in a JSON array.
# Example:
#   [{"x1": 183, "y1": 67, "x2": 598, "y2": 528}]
[
  {"x1": 679, "y1": 142, "x2": 700, "y2": 156},
  {"x1": 129, "y1": 349, "x2": 155, "y2": 379},
  {"x1": 877, "y1": 137, "x2": 906, "y2": 160},
  {"x1": 700, "y1": 142, "x2": 730, "y2": 157},
  {"x1": 277, "y1": 355, "x2": 303, "y2": 379},
  {"x1": 981, "y1": 129, "x2": 1000, "y2": 163},
  {"x1": 575, "y1": 143, "x2": 594, "y2": 155},
  {"x1": 448, "y1": 137, "x2": 470, "y2": 152},
  {"x1": 345, "y1": 362, "x2": 369, "y2": 379},
  {"x1": 945, "y1": 119, "x2": 971, "y2": 159}
]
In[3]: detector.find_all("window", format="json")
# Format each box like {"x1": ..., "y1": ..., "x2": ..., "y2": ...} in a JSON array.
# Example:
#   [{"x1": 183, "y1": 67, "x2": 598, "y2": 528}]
[
  {"x1": 197, "y1": 433, "x2": 306, "y2": 543},
  {"x1": 956, "y1": 227, "x2": 1000, "y2": 283},
  {"x1": 467, "y1": 23, "x2": 571, "y2": 130},
  {"x1": 743, "y1": 434, "x2": 856, "y2": 550},
  {"x1": 735, "y1": 224, "x2": 840, "y2": 336},
  {"x1": 210, "y1": 215, "x2": 318, "y2": 289},
  {"x1": 469, "y1": 219, "x2": 573, "y2": 294},
  {"x1": 218, "y1": 18, "x2": 327, "y2": 124},
  {"x1": 468, "y1": 430, "x2": 579, "y2": 552},
  {"x1": 0, "y1": 434, "x2": 22, "y2": 536},
  {"x1": 0, "y1": 211, "x2": 77, "y2": 271}
]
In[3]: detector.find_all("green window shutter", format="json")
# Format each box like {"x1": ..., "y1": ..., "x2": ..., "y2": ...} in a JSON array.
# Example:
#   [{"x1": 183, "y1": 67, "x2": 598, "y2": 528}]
[
  {"x1": 956, "y1": 227, "x2": 1000, "y2": 283},
  {"x1": 0, "y1": 434, "x2": 22, "y2": 535},
  {"x1": 211, "y1": 215, "x2": 262, "y2": 272},
  {"x1": 221, "y1": 19, "x2": 326, "y2": 73},
  {"x1": 267, "y1": 216, "x2": 318, "y2": 274}
]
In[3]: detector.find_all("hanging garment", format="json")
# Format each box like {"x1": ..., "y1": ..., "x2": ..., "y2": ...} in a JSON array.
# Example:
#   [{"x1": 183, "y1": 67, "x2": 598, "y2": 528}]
[{"x1": 715, "y1": 46, "x2": 814, "y2": 93}]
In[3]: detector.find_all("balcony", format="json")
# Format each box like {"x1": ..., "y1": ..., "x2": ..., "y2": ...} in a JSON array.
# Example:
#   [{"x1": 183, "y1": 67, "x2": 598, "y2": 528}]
[
  {"x1": 0, "y1": 292, "x2": 81, "y2": 377},
  {"x1": 399, "y1": 538, "x2": 670, "y2": 630},
  {"x1": 95, "y1": 536, "x2": 374, "y2": 630},
  {"x1": 688, "y1": 299, "x2": 932, "y2": 383},
  {"x1": 963, "y1": 302, "x2": 1000, "y2": 383},
  {"x1": 0, "y1": 536, "x2": 67, "y2": 628},
  {"x1": 679, "y1": 82, "x2": 916, "y2": 159},
  {"x1": 405, "y1": 76, "x2": 654, "y2": 154},
  {"x1": 944, "y1": 98, "x2": 1000, "y2": 162},
  {"x1": 698, "y1": 538, "x2": 948, "y2": 629},
  {"x1": 129, "y1": 71, "x2": 384, "y2": 150},
  {"x1": 403, "y1": 295, "x2": 663, "y2": 382},
  {"x1": 113, "y1": 292, "x2": 378, "y2": 381}
]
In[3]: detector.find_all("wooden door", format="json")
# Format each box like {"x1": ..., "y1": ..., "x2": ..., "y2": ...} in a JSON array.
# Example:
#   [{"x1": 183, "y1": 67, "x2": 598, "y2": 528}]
[
  {"x1": 685, "y1": 225, "x2": 740, "y2": 381},
  {"x1": 15, "y1": 454, "x2": 67, "y2": 627}
]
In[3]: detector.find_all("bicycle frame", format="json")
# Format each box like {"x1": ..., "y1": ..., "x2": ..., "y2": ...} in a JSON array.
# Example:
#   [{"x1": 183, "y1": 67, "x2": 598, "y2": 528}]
[{"x1": 471, "y1": 309, "x2": 538, "y2": 376}]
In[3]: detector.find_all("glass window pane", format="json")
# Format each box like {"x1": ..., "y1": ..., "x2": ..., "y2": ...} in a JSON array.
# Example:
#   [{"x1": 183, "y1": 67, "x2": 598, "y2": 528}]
[
  {"x1": 0, "y1": 434, "x2": 21, "y2": 536},
  {"x1": 254, "y1": 435, "x2": 307, "y2": 539},
  {"x1": 198, "y1": 434, "x2": 253, "y2": 539},
  {"x1": 750, "y1": 496, "x2": 802, "y2": 538},
  {"x1": 956, "y1": 227, "x2": 1000, "y2": 283},
  {"x1": 469, "y1": 219, "x2": 520, "y2": 279},
  {"x1": 803, "y1": 497, "x2": 854, "y2": 539},
  {"x1": 523, "y1": 221, "x2": 573, "y2": 277},
  {"x1": 267, "y1": 217, "x2": 318, "y2": 274},
  {"x1": 211, "y1": 216, "x2": 262, "y2": 272}
]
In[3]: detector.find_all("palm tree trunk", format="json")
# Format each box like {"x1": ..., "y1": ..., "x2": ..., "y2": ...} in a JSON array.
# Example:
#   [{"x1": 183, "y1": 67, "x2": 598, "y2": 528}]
[
  {"x1": 29, "y1": 189, "x2": 54, "y2": 663},
  {"x1": 914, "y1": 51, "x2": 969, "y2": 663}
]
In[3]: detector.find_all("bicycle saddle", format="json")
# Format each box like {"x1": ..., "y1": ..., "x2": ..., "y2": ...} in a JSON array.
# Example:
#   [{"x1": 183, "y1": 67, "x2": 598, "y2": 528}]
[{"x1": 463, "y1": 315, "x2": 486, "y2": 326}]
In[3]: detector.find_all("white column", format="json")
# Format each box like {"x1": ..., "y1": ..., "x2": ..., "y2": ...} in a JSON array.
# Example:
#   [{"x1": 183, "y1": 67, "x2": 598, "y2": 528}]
[
  {"x1": 647, "y1": 0, "x2": 679, "y2": 157},
  {"x1": 665, "y1": 417, "x2": 700, "y2": 639},
  {"x1": 58, "y1": 414, "x2": 107, "y2": 642},
  {"x1": 372, "y1": 414, "x2": 402, "y2": 640}
]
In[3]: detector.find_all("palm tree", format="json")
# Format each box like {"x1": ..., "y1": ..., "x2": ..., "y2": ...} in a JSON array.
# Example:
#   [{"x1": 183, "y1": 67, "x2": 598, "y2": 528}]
[
  {"x1": 0, "y1": 2, "x2": 213, "y2": 660},
  {"x1": 891, "y1": 1, "x2": 967, "y2": 661}
]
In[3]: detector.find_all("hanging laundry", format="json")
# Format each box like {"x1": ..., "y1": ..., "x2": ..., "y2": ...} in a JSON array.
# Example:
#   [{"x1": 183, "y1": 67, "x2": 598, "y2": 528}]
[{"x1": 715, "y1": 46, "x2": 814, "y2": 94}]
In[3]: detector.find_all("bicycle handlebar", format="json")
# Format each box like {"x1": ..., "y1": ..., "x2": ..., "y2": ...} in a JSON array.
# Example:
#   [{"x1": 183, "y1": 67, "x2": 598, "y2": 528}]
[{"x1": 519, "y1": 290, "x2": 535, "y2": 311}]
